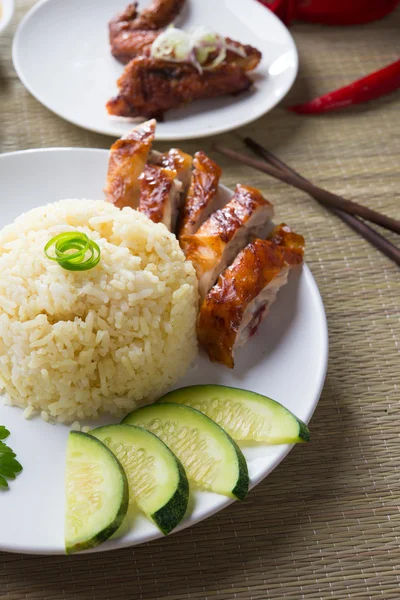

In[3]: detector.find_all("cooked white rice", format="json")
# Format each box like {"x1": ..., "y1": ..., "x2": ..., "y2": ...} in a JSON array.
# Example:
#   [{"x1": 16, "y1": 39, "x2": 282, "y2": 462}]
[{"x1": 0, "y1": 199, "x2": 198, "y2": 423}]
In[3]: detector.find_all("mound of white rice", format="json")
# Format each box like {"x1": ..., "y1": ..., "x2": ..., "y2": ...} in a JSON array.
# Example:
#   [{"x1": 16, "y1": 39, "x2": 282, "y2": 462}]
[{"x1": 0, "y1": 200, "x2": 198, "y2": 423}]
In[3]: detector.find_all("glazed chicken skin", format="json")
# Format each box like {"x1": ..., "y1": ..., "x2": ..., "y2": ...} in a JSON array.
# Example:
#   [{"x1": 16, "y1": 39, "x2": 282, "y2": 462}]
[
  {"x1": 110, "y1": 0, "x2": 185, "y2": 36},
  {"x1": 179, "y1": 151, "x2": 222, "y2": 236},
  {"x1": 181, "y1": 184, "x2": 274, "y2": 302},
  {"x1": 109, "y1": 0, "x2": 185, "y2": 63},
  {"x1": 109, "y1": 0, "x2": 262, "y2": 70},
  {"x1": 104, "y1": 119, "x2": 156, "y2": 209},
  {"x1": 149, "y1": 148, "x2": 193, "y2": 196},
  {"x1": 106, "y1": 57, "x2": 253, "y2": 120},
  {"x1": 138, "y1": 164, "x2": 182, "y2": 231},
  {"x1": 197, "y1": 224, "x2": 305, "y2": 368},
  {"x1": 110, "y1": 30, "x2": 159, "y2": 65}
]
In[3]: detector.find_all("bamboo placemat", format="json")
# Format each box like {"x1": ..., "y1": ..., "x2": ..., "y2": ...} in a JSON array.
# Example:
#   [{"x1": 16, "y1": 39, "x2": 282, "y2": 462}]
[{"x1": 1, "y1": 2, "x2": 400, "y2": 599}]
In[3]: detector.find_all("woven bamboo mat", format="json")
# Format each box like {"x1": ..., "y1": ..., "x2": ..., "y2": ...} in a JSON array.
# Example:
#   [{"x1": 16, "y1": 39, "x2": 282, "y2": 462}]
[{"x1": 1, "y1": 2, "x2": 400, "y2": 599}]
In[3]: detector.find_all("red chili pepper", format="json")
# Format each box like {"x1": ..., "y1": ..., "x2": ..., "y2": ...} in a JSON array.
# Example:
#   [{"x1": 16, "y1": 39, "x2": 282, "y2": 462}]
[{"x1": 289, "y1": 59, "x2": 400, "y2": 114}]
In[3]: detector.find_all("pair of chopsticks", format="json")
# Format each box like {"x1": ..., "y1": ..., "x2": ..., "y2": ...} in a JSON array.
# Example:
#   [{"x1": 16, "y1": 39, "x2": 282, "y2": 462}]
[{"x1": 214, "y1": 141, "x2": 400, "y2": 267}]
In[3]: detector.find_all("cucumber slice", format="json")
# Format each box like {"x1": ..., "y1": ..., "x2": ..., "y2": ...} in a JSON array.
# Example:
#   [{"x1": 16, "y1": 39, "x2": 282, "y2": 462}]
[
  {"x1": 65, "y1": 431, "x2": 129, "y2": 554},
  {"x1": 91, "y1": 424, "x2": 189, "y2": 535},
  {"x1": 158, "y1": 385, "x2": 309, "y2": 444},
  {"x1": 122, "y1": 403, "x2": 248, "y2": 500}
]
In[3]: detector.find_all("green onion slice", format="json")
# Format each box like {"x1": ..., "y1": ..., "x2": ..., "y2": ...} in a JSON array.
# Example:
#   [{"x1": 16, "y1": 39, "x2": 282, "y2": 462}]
[{"x1": 44, "y1": 232, "x2": 101, "y2": 271}]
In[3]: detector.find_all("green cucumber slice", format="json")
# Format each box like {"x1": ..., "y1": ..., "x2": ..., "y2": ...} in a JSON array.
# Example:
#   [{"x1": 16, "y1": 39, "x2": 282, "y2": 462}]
[
  {"x1": 158, "y1": 385, "x2": 309, "y2": 444},
  {"x1": 91, "y1": 424, "x2": 189, "y2": 535},
  {"x1": 65, "y1": 431, "x2": 129, "y2": 554},
  {"x1": 122, "y1": 403, "x2": 248, "y2": 500}
]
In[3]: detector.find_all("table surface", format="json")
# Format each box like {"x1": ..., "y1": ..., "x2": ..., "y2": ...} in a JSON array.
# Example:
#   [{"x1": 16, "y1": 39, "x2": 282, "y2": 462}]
[{"x1": 1, "y1": 2, "x2": 400, "y2": 599}]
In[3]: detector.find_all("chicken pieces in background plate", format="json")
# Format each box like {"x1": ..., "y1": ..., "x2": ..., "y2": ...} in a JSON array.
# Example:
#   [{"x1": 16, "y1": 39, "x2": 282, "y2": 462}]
[
  {"x1": 104, "y1": 119, "x2": 156, "y2": 209},
  {"x1": 126, "y1": 0, "x2": 185, "y2": 31},
  {"x1": 109, "y1": 0, "x2": 262, "y2": 71},
  {"x1": 197, "y1": 225, "x2": 305, "y2": 368},
  {"x1": 179, "y1": 151, "x2": 222, "y2": 236},
  {"x1": 181, "y1": 184, "x2": 274, "y2": 302},
  {"x1": 109, "y1": 0, "x2": 185, "y2": 63},
  {"x1": 107, "y1": 0, "x2": 262, "y2": 119},
  {"x1": 109, "y1": 0, "x2": 185, "y2": 37},
  {"x1": 138, "y1": 164, "x2": 182, "y2": 230},
  {"x1": 106, "y1": 57, "x2": 253, "y2": 121}
]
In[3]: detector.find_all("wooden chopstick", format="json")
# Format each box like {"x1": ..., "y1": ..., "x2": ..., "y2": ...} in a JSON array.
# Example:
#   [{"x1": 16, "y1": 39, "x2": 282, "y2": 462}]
[
  {"x1": 243, "y1": 139, "x2": 400, "y2": 268},
  {"x1": 213, "y1": 141, "x2": 400, "y2": 267},
  {"x1": 213, "y1": 144, "x2": 400, "y2": 235},
  {"x1": 242, "y1": 139, "x2": 400, "y2": 267}
]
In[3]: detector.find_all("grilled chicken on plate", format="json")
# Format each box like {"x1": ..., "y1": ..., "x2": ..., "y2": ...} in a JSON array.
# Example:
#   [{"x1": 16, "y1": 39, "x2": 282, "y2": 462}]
[
  {"x1": 149, "y1": 148, "x2": 193, "y2": 196},
  {"x1": 138, "y1": 164, "x2": 182, "y2": 231},
  {"x1": 104, "y1": 119, "x2": 156, "y2": 209},
  {"x1": 181, "y1": 184, "x2": 274, "y2": 302},
  {"x1": 104, "y1": 122, "x2": 305, "y2": 370},
  {"x1": 109, "y1": 0, "x2": 262, "y2": 70},
  {"x1": 197, "y1": 225, "x2": 305, "y2": 368},
  {"x1": 109, "y1": 0, "x2": 185, "y2": 63},
  {"x1": 179, "y1": 151, "x2": 222, "y2": 236},
  {"x1": 106, "y1": 57, "x2": 253, "y2": 121}
]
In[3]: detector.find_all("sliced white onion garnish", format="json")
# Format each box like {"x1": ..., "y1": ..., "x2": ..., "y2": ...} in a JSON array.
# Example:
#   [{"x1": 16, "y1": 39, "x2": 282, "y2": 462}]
[
  {"x1": 202, "y1": 46, "x2": 227, "y2": 71},
  {"x1": 190, "y1": 26, "x2": 224, "y2": 67},
  {"x1": 188, "y1": 48, "x2": 204, "y2": 73},
  {"x1": 151, "y1": 27, "x2": 193, "y2": 62},
  {"x1": 150, "y1": 25, "x2": 248, "y2": 71},
  {"x1": 189, "y1": 25, "x2": 221, "y2": 48}
]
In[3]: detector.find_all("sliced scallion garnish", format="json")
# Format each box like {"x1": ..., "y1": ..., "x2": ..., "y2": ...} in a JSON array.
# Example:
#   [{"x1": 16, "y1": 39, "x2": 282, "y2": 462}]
[{"x1": 44, "y1": 232, "x2": 100, "y2": 271}]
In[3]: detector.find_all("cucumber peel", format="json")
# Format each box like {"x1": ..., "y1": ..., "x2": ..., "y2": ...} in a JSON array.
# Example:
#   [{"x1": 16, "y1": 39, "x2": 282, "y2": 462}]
[
  {"x1": 158, "y1": 385, "x2": 310, "y2": 444},
  {"x1": 91, "y1": 424, "x2": 189, "y2": 535},
  {"x1": 65, "y1": 431, "x2": 129, "y2": 554},
  {"x1": 122, "y1": 403, "x2": 249, "y2": 500}
]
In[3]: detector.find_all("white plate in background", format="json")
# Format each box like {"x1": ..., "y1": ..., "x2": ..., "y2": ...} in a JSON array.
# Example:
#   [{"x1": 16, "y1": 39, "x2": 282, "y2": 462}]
[
  {"x1": 0, "y1": 0, "x2": 14, "y2": 34},
  {"x1": 0, "y1": 148, "x2": 327, "y2": 554},
  {"x1": 12, "y1": 0, "x2": 298, "y2": 140}
]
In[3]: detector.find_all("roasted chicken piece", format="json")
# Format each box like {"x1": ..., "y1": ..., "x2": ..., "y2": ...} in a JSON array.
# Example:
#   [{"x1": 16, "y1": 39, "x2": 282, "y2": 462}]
[
  {"x1": 181, "y1": 184, "x2": 274, "y2": 302},
  {"x1": 110, "y1": 0, "x2": 185, "y2": 35},
  {"x1": 138, "y1": 164, "x2": 182, "y2": 231},
  {"x1": 110, "y1": 30, "x2": 159, "y2": 64},
  {"x1": 150, "y1": 148, "x2": 193, "y2": 197},
  {"x1": 106, "y1": 57, "x2": 253, "y2": 120},
  {"x1": 179, "y1": 151, "x2": 222, "y2": 237},
  {"x1": 224, "y1": 38, "x2": 262, "y2": 72},
  {"x1": 111, "y1": 31, "x2": 262, "y2": 68},
  {"x1": 104, "y1": 119, "x2": 156, "y2": 209},
  {"x1": 109, "y1": 1, "x2": 261, "y2": 70},
  {"x1": 109, "y1": 0, "x2": 185, "y2": 63},
  {"x1": 197, "y1": 224, "x2": 305, "y2": 368}
]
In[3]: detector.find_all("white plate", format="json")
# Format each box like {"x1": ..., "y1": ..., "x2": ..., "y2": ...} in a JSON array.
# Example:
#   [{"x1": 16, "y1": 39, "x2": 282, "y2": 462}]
[
  {"x1": 12, "y1": 0, "x2": 298, "y2": 140},
  {"x1": 0, "y1": 0, "x2": 14, "y2": 34},
  {"x1": 0, "y1": 148, "x2": 327, "y2": 555}
]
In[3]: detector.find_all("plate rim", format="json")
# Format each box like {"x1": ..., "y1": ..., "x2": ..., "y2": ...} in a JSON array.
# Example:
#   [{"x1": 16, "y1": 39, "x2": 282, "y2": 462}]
[
  {"x1": 11, "y1": 0, "x2": 299, "y2": 140},
  {"x1": 0, "y1": 147, "x2": 328, "y2": 555},
  {"x1": 0, "y1": 0, "x2": 14, "y2": 34}
]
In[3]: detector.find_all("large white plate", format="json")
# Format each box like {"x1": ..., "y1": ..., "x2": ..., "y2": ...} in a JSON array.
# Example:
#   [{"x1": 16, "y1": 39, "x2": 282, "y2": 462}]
[
  {"x1": 0, "y1": 148, "x2": 327, "y2": 555},
  {"x1": 12, "y1": 0, "x2": 298, "y2": 140}
]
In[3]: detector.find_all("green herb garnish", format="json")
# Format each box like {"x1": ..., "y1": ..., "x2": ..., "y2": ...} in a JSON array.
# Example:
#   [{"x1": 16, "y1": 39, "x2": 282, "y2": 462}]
[
  {"x1": 44, "y1": 232, "x2": 101, "y2": 271},
  {"x1": 0, "y1": 426, "x2": 22, "y2": 490}
]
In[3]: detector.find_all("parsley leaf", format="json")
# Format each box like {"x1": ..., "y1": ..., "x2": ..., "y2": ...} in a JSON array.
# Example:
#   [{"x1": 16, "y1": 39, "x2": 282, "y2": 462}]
[
  {"x1": 0, "y1": 427, "x2": 22, "y2": 490},
  {"x1": 0, "y1": 426, "x2": 10, "y2": 440}
]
